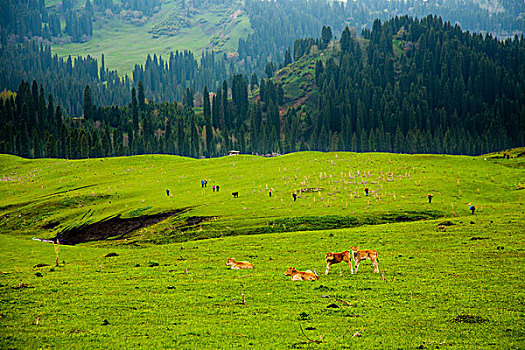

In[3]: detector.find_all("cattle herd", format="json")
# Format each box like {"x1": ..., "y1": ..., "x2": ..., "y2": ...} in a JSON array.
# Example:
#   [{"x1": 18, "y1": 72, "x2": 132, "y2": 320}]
[{"x1": 226, "y1": 246, "x2": 379, "y2": 281}]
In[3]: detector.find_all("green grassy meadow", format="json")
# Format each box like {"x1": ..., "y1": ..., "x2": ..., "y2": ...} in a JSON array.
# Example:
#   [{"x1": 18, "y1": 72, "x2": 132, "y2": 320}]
[
  {"x1": 51, "y1": 0, "x2": 251, "y2": 74},
  {"x1": 0, "y1": 151, "x2": 524, "y2": 348}
]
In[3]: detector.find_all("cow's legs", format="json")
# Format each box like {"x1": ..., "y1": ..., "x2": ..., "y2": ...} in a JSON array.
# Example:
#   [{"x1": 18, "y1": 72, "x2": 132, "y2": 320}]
[
  {"x1": 373, "y1": 259, "x2": 379, "y2": 273},
  {"x1": 325, "y1": 262, "x2": 332, "y2": 275},
  {"x1": 346, "y1": 260, "x2": 354, "y2": 274}
]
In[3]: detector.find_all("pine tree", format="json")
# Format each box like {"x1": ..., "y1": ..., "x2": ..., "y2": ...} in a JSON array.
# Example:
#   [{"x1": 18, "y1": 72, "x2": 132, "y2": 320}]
[
  {"x1": 138, "y1": 81, "x2": 146, "y2": 111},
  {"x1": 131, "y1": 87, "x2": 139, "y2": 130},
  {"x1": 79, "y1": 129, "x2": 89, "y2": 158},
  {"x1": 321, "y1": 25, "x2": 332, "y2": 49},
  {"x1": 100, "y1": 53, "x2": 106, "y2": 81},
  {"x1": 83, "y1": 85, "x2": 93, "y2": 119},
  {"x1": 203, "y1": 86, "x2": 213, "y2": 156},
  {"x1": 264, "y1": 62, "x2": 275, "y2": 78},
  {"x1": 284, "y1": 47, "x2": 292, "y2": 66},
  {"x1": 340, "y1": 26, "x2": 352, "y2": 53},
  {"x1": 250, "y1": 73, "x2": 258, "y2": 91},
  {"x1": 183, "y1": 87, "x2": 194, "y2": 108}
]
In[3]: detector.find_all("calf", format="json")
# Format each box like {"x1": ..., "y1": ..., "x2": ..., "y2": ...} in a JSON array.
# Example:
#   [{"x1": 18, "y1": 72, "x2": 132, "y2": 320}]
[
  {"x1": 232, "y1": 192, "x2": 239, "y2": 198},
  {"x1": 324, "y1": 250, "x2": 353, "y2": 275},
  {"x1": 350, "y1": 246, "x2": 379, "y2": 273},
  {"x1": 284, "y1": 267, "x2": 318, "y2": 281},
  {"x1": 226, "y1": 258, "x2": 254, "y2": 269}
]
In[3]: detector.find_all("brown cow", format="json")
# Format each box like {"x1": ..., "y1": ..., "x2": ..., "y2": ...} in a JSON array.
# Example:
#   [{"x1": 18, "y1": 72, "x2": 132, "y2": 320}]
[
  {"x1": 324, "y1": 250, "x2": 354, "y2": 275},
  {"x1": 284, "y1": 267, "x2": 318, "y2": 281},
  {"x1": 350, "y1": 246, "x2": 379, "y2": 273},
  {"x1": 226, "y1": 258, "x2": 254, "y2": 269}
]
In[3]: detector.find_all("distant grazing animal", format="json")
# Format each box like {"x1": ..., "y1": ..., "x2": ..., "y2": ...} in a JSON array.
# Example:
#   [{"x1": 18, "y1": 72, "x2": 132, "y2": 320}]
[
  {"x1": 226, "y1": 258, "x2": 254, "y2": 269},
  {"x1": 437, "y1": 224, "x2": 447, "y2": 232},
  {"x1": 350, "y1": 246, "x2": 379, "y2": 273},
  {"x1": 284, "y1": 267, "x2": 318, "y2": 281},
  {"x1": 324, "y1": 250, "x2": 354, "y2": 275},
  {"x1": 232, "y1": 192, "x2": 239, "y2": 198}
]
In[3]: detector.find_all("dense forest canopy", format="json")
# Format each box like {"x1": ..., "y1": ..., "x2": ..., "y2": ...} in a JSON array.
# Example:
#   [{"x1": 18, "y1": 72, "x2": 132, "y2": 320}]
[
  {"x1": 238, "y1": 0, "x2": 525, "y2": 74},
  {"x1": 1, "y1": 15, "x2": 523, "y2": 158},
  {"x1": 2, "y1": 0, "x2": 522, "y2": 45},
  {"x1": 1, "y1": 0, "x2": 524, "y2": 115}
]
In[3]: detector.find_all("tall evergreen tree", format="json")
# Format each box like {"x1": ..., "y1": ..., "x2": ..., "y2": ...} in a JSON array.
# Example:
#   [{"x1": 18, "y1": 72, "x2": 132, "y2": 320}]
[
  {"x1": 321, "y1": 25, "x2": 333, "y2": 49},
  {"x1": 138, "y1": 81, "x2": 146, "y2": 111},
  {"x1": 203, "y1": 86, "x2": 213, "y2": 156},
  {"x1": 83, "y1": 85, "x2": 93, "y2": 119},
  {"x1": 284, "y1": 47, "x2": 292, "y2": 66}
]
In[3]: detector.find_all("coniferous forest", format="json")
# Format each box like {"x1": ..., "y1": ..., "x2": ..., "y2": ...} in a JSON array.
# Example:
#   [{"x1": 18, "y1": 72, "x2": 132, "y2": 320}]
[{"x1": 0, "y1": 1, "x2": 524, "y2": 159}]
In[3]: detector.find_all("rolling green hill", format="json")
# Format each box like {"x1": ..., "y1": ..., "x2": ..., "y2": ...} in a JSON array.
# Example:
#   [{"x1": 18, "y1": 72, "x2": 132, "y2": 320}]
[
  {"x1": 50, "y1": 0, "x2": 251, "y2": 74},
  {"x1": 0, "y1": 151, "x2": 524, "y2": 348},
  {"x1": 0, "y1": 150, "x2": 523, "y2": 245}
]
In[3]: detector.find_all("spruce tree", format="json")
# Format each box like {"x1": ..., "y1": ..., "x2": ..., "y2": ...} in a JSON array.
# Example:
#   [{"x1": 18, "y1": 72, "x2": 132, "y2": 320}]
[
  {"x1": 340, "y1": 26, "x2": 352, "y2": 53},
  {"x1": 321, "y1": 25, "x2": 332, "y2": 49},
  {"x1": 131, "y1": 87, "x2": 139, "y2": 130},
  {"x1": 83, "y1": 85, "x2": 93, "y2": 119},
  {"x1": 284, "y1": 47, "x2": 292, "y2": 66},
  {"x1": 203, "y1": 86, "x2": 213, "y2": 156},
  {"x1": 138, "y1": 81, "x2": 146, "y2": 111}
]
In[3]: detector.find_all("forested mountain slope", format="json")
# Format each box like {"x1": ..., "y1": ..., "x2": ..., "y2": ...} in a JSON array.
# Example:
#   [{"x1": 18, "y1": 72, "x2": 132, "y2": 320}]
[
  {"x1": 239, "y1": 0, "x2": 525, "y2": 73},
  {"x1": 1, "y1": 0, "x2": 524, "y2": 117},
  {"x1": 1, "y1": 16, "x2": 523, "y2": 158},
  {"x1": 273, "y1": 16, "x2": 525, "y2": 155}
]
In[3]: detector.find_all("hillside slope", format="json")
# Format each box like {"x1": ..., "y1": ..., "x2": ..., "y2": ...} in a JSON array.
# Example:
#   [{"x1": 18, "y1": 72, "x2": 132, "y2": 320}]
[
  {"x1": 0, "y1": 151, "x2": 523, "y2": 246},
  {"x1": 0, "y1": 150, "x2": 524, "y2": 349},
  {"x1": 50, "y1": 0, "x2": 251, "y2": 74}
]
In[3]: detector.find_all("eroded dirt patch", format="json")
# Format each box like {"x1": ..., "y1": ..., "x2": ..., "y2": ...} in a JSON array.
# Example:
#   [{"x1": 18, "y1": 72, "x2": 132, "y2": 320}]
[{"x1": 55, "y1": 209, "x2": 190, "y2": 245}]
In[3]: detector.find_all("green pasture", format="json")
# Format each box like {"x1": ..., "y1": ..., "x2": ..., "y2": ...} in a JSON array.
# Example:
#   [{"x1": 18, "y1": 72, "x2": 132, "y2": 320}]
[
  {"x1": 0, "y1": 151, "x2": 524, "y2": 348},
  {"x1": 0, "y1": 151, "x2": 523, "y2": 244},
  {"x1": 50, "y1": 0, "x2": 251, "y2": 75}
]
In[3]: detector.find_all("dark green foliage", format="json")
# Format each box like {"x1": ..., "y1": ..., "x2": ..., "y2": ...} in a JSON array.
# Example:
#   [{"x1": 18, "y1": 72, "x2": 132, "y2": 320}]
[
  {"x1": 83, "y1": 85, "x2": 94, "y2": 119},
  {"x1": 0, "y1": 43, "x2": 230, "y2": 117},
  {"x1": 239, "y1": 0, "x2": 524, "y2": 78},
  {"x1": 451, "y1": 314, "x2": 488, "y2": 324},
  {"x1": 279, "y1": 16, "x2": 525, "y2": 155},
  {"x1": 0, "y1": 42, "x2": 130, "y2": 116},
  {"x1": 264, "y1": 62, "x2": 275, "y2": 78},
  {"x1": 320, "y1": 26, "x2": 332, "y2": 49},
  {"x1": 264, "y1": 211, "x2": 443, "y2": 234},
  {"x1": 283, "y1": 47, "x2": 292, "y2": 67},
  {"x1": 0, "y1": 6, "x2": 523, "y2": 158},
  {"x1": 231, "y1": 74, "x2": 248, "y2": 120},
  {"x1": 202, "y1": 86, "x2": 213, "y2": 155},
  {"x1": 137, "y1": 81, "x2": 146, "y2": 111},
  {"x1": 294, "y1": 37, "x2": 318, "y2": 60}
]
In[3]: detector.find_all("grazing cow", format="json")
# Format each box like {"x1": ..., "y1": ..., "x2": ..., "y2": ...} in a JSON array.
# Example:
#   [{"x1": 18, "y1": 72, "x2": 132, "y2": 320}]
[
  {"x1": 226, "y1": 258, "x2": 254, "y2": 269},
  {"x1": 232, "y1": 192, "x2": 239, "y2": 198},
  {"x1": 324, "y1": 250, "x2": 354, "y2": 275},
  {"x1": 284, "y1": 267, "x2": 318, "y2": 281},
  {"x1": 350, "y1": 246, "x2": 379, "y2": 273}
]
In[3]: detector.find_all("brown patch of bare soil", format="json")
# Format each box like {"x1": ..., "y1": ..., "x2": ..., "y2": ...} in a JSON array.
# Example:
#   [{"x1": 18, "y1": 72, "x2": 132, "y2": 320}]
[{"x1": 55, "y1": 209, "x2": 190, "y2": 245}]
